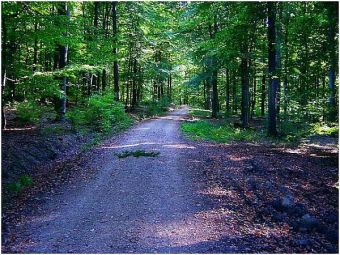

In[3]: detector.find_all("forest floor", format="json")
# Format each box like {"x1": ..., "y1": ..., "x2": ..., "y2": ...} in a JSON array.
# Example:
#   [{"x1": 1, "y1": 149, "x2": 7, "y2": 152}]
[{"x1": 2, "y1": 106, "x2": 339, "y2": 253}]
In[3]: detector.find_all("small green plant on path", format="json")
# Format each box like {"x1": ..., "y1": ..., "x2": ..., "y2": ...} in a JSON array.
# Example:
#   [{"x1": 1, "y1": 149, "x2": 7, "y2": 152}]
[
  {"x1": 115, "y1": 150, "x2": 160, "y2": 158},
  {"x1": 6, "y1": 175, "x2": 33, "y2": 194}
]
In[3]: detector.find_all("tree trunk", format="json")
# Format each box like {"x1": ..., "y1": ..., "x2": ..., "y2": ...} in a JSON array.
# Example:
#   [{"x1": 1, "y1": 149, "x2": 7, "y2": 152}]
[
  {"x1": 261, "y1": 74, "x2": 266, "y2": 116},
  {"x1": 327, "y1": 2, "x2": 338, "y2": 121},
  {"x1": 225, "y1": 68, "x2": 230, "y2": 114},
  {"x1": 232, "y1": 73, "x2": 237, "y2": 114},
  {"x1": 57, "y1": 2, "x2": 70, "y2": 121},
  {"x1": 267, "y1": 2, "x2": 278, "y2": 136},
  {"x1": 210, "y1": 19, "x2": 219, "y2": 118},
  {"x1": 205, "y1": 76, "x2": 212, "y2": 110},
  {"x1": 33, "y1": 21, "x2": 38, "y2": 72},
  {"x1": 112, "y1": 2, "x2": 119, "y2": 101},
  {"x1": 240, "y1": 55, "x2": 249, "y2": 128},
  {"x1": 251, "y1": 75, "x2": 256, "y2": 118},
  {"x1": 131, "y1": 59, "x2": 138, "y2": 109},
  {"x1": 102, "y1": 69, "x2": 107, "y2": 92}
]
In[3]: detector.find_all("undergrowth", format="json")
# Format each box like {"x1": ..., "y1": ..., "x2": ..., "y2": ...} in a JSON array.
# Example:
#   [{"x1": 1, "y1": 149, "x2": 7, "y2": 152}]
[
  {"x1": 6, "y1": 175, "x2": 33, "y2": 194},
  {"x1": 182, "y1": 109, "x2": 338, "y2": 145},
  {"x1": 138, "y1": 97, "x2": 171, "y2": 118},
  {"x1": 181, "y1": 120, "x2": 262, "y2": 143},
  {"x1": 66, "y1": 93, "x2": 133, "y2": 134}
]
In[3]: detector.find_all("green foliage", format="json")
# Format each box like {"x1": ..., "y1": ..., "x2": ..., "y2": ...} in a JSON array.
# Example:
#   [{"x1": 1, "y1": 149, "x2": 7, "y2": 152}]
[
  {"x1": 66, "y1": 93, "x2": 132, "y2": 133},
  {"x1": 312, "y1": 123, "x2": 339, "y2": 136},
  {"x1": 6, "y1": 175, "x2": 33, "y2": 194},
  {"x1": 16, "y1": 101, "x2": 43, "y2": 124},
  {"x1": 80, "y1": 134, "x2": 102, "y2": 152},
  {"x1": 181, "y1": 120, "x2": 261, "y2": 143},
  {"x1": 115, "y1": 150, "x2": 160, "y2": 158},
  {"x1": 141, "y1": 97, "x2": 171, "y2": 117},
  {"x1": 189, "y1": 108, "x2": 212, "y2": 118},
  {"x1": 40, "y1": 123, "x2": 69, "y2": 136},
  {"x1": 18, "y1": 73, "x2": 61, "y2": 101}
]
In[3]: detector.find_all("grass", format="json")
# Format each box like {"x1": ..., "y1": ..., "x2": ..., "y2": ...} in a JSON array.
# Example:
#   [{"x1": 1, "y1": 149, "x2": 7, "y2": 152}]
[
  {"x1": 115, "y1": 150, "x2": 160, "y2": 158},
  {"x1": 6, "y1": 175, "x2": 33, "y2": 194},
  {"x1": 188, "y1": 108, "x2": 225, "y2": 119},
  {"x1": 182, "y1": 108, "x2": 338, "y2": 146},
  {"x1": 80, "y1": 134, "x2": 103, "y2": 152},
  {"x1": 312, "y1": 123, "x2": 338, "y2": 136},
  {"x1": 40, "y1": 124, "x2": 68, "y2": 136},
  {"x1": 181, "y1": 120, "x2": 262, "y2": 143},
  {"x1": 189, "y1": 109, "x2": 212, "y2": 118}
]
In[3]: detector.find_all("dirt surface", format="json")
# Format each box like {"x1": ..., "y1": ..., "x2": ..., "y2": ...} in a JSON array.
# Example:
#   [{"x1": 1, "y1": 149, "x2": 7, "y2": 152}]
[{"x1": 2, "y1": 107, "x2": 339, "y2": 253}]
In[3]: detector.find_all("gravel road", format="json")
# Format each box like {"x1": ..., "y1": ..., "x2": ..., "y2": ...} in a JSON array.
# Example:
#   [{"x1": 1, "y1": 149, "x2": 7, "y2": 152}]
[{"x1": 5, "y1": 106, "x2": 233, "y2": 253}]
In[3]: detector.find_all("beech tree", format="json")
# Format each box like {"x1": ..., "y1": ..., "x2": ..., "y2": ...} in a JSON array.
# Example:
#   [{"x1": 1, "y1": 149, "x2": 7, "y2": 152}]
[
  {"x1": 1, "y1": 2, "x2": 338, "y2": 133},
  {"x1": 267, "y1": 2, "x2": 278, "y2": 136}
]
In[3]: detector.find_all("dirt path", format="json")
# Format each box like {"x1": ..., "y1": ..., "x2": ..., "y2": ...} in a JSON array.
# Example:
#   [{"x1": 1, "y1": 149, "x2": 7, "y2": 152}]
[
  {"x1": 4, "y1": 107, "x2": 235, "y2": 253},
  {"x1": 3, "y1": 107, "x2": 338, "y2": 253}
]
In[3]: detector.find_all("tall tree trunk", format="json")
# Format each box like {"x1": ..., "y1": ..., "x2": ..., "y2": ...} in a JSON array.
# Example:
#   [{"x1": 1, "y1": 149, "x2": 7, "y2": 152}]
[
  {"x1": 131, "y1": 59, "x2": 138, "y2": 109},
  {"x1": 327, "y1": 2, "x2": 338, "y2": 121},
  {"x1": 102, "y1": 69, "x2": 107, "y2": 92},
  {"x1": 205, "y1": 76, "x2": 212, "y2": 110},
  {"x1": 251, "y1": 75, "x2": 256, "y2": 118},
  {"x1": 267, "y1": 2, "x2": 278, "y2": 136},
  {"x1": 112, "y1": 2, "x2": 119, "y2": 101},
  {"x1": 232, "y1": 73, "x2": 237, "y2": 114},
  {"x1": 33, "y1": 21, "x2": 38, "y2": 72},
  {"x1": 210, "y1": 19, "x2": 219, "y2": 118},
  {"x1": 211, "y1": 64, "x2": 219, "y2": 118},
  {"x1": 2, "y1": 16, "x2": 8, "y2": 129},
  {"x1": 169, "y1": 73, "x2": 172, "y2": 101},
  {"x1": 225, "y1": 68, "x2": 230, "y2": 114},
  {"x1": 57, "y1": 2, "x2": 70, "y2": 121},
  {"x1": 283, "y1": 10, "x2": 289, "y2": 120},
  {"x1": 240, "y1": 54, "x2": 249, "y2": 128},
  {"x1": 261, "y1": 74, "x2": 266, "y2": 116}
]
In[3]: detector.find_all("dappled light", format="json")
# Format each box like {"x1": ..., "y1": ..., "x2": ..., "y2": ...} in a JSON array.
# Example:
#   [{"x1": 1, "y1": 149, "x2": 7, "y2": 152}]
[
  {"x1": 2, "y1": 0, "x2": 338, "y2": 253},
  {"x1": 163, "y1": 144, "x2": 196, "y2": 149}
]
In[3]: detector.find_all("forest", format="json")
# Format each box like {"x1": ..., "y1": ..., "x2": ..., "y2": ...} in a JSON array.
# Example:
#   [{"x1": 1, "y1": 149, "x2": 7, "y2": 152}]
[
  {"x1": 2, "y1": 1, "x2": 338, "y2": 131},
  {"x1": 1, "y1": 1, "x2": 339, "y2": 254}
]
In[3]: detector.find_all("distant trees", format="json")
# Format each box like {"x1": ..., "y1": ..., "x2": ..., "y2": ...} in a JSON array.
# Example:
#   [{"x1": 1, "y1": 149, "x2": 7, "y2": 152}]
[
  {"x1": 1, "y1": 2, "x2": 338, "y2": 133},
  {"x1": 179, "y1": 1, "x2": 338, "y2": 135},
  {"x1": 326, "y1": 2, "x2": 338, "y2": 122}
]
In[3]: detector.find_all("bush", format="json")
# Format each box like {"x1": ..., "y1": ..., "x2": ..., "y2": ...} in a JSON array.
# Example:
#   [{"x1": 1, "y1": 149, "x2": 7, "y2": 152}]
[
  {"x1": 67, "y1": 93, "x2": 132, "y2": 133},
  {"x1": 142, "y1": 97, "x2": 170, "y2": 117},
  {"x1": 312, "y1": 122, "x2": 339, "y2": 136},
  {"x1": 6, "y1": 175, "x2": 33, "y2": 194},
  {"x1": 181, "y1": 120, "x2": 261, "y2": 143},
  {"x1": 16, "y1": 101, "x2": 43, "y2": 124}
]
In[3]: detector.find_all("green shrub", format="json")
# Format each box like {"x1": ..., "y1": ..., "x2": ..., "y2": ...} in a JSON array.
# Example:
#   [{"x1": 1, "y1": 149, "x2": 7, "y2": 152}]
[
  {"x1": 141, "y1": 97, "x2": 170, "y2": 117},
  {"x1": 181, "y1": 120, "x2": 261, "y2": 143},
  {"x1": 6, "y1": 175, "x2": 33, "y2": 194},
  {"x1": 67, "y1": 93, "x2": 132, "y2": 133},
  {"x1": 312, "y1": 122, "x2": 339, "y2": 136},
  {"x1": 80, "y1": 134, "x2": 102, "y2": 152},
  {"x1": 16, "y1": 101, "x2": 42, "y2": 124}
]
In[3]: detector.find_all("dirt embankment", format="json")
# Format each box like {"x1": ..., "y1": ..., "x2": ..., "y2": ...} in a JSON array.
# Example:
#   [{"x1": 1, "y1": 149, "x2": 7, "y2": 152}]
[{"x1": 1, "y1": 107, "x2": 97, "y2": 187}]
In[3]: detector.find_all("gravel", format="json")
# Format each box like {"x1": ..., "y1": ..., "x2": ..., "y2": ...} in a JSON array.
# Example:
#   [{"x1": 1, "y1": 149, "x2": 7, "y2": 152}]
[{"x1": 3, "y1": 107, "x2": 234, "y2": 253}]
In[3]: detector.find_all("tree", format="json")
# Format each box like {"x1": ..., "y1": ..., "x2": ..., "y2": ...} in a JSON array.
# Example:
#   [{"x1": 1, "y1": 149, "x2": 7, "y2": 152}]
[
  {"x1": 267, "y1": 2, "x2": 278, "y2": 136},
  {"x1": 56, "y1": 2, "x2": 70, "y2": 121},
  {"x1": 112, "y1": 1, "x2": 119, "y2": 101},
  {"x1": 326, "y1": 2, "x2": 338, "y2": 121}
]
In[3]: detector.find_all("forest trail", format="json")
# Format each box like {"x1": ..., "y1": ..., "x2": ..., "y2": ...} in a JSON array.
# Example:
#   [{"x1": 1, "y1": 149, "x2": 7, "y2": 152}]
[{"x1": 5, "y1": 106, "x2": 233, "y2": 253}]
